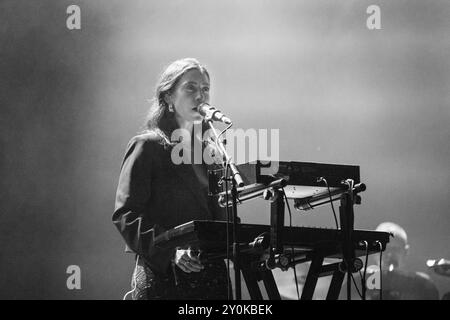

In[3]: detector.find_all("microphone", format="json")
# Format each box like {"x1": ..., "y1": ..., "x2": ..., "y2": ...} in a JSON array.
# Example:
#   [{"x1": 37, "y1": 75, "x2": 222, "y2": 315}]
[{"x1": 197, "y1": 103, "x2": 232, "y2": 124}]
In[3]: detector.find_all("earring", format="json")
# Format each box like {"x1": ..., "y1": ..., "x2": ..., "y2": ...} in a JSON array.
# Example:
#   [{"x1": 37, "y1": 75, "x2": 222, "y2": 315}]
[{"x1": 168, "y1": 104, "x2": 174, "y2": 112}]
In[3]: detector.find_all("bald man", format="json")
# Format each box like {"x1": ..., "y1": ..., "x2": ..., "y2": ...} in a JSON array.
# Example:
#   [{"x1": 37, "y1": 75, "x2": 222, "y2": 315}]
[{"x1": 364, "y1": 222, "x2": 439, "y2": 300}]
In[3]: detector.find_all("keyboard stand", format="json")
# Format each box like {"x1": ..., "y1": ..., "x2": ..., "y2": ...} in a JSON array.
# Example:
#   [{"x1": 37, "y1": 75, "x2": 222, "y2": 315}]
[
  {"x1": 239, "y1": 250, "x2": 345, "y2": 300},
  {"x1": 240, "y1": 257, "x2": 282, "y2": 300},
  {"x1": 301, "y1": 251, "x2": 345, "y2": 300}
]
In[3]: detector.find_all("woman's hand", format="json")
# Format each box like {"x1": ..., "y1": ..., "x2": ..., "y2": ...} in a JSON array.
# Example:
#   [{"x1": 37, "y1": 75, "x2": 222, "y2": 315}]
[{"x1": 174, "y1": 248, "x2": 204, "y2": 273}]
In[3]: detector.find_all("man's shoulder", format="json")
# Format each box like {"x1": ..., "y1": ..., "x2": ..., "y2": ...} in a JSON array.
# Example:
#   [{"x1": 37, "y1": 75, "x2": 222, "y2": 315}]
[
  {"x1": 414, "y1": 271, "x2": 438, "y2": 289},
  {"x1": 415, "y1": 271, "x2": 432, "y2": 281},
  {"x1": 413, "y1": 271, "x2": 440, "y2": 298}
]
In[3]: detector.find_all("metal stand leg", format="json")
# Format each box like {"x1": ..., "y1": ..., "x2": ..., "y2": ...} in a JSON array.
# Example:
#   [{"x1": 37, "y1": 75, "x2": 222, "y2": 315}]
[
  {"x1": 301, "y1": 253, "x2": 324, "y2": 300},
  {"x1": 261, "y1": 269, "x2": 281, "y2": 300},
  {"x1": 241, "y1": 261, "x2": 263, "y2": 300}
]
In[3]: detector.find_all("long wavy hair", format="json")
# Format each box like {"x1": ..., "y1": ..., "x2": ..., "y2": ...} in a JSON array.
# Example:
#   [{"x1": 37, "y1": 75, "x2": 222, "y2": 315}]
[{"x1": 143, "y1": 58, "x2": 210, "y2": 146}]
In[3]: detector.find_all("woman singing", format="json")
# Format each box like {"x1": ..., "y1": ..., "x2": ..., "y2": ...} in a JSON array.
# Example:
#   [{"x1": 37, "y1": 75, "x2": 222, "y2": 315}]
[{"x1": 113, "y1": 58, "x2": 230, "y2": 300}]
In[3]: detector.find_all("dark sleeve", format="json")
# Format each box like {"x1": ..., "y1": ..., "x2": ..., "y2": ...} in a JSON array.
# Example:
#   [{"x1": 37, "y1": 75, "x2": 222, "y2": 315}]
[
  {"x1": 419, "y1": 274, "x2": 440, "y2": 300},
  {"x1": 112, "y1": 137, "x2": 173, "y2": 274}
]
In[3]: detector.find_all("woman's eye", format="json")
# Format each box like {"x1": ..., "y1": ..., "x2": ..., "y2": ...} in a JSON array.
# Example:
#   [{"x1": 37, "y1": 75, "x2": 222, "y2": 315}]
[
  {"x1": 202, "y1": 87, "x2": 210, "y2": 93},
  {"x1": 185, "y1": 85, "x2": 196, "y2": 92}
]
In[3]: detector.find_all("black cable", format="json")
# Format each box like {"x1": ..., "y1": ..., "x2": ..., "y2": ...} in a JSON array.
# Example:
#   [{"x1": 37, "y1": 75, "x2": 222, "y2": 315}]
[
  {"x1": 318, "y1": 177, "x2": 339, "y2": 229},
  {"x1": 216, "y1": 123, "x2": 232, "y2": 147},
  {"x1": 282, "y1": 189, "x2": 300, "y2": 300},
  {"x1": 377, "y1": 241, "x2": 383, "y2": 300},
  {"x1": 361, "y1": 241, "x2": 369, "y2": 300},
  {"x1": 292, "y1": 263, "x2": 300, "y2": 300},
  {"x1": 359, "y1": 269, "x2": 364, "y2": 297},
  {"x1": 350, "y1": 273, "x2": 363, "y2": 299},
  {"x1": 224, "y1": 163, "x2": 231, "y2": 300},
  {"x1": 214, "y1": 123, "x2": 232, "y2": 166}
]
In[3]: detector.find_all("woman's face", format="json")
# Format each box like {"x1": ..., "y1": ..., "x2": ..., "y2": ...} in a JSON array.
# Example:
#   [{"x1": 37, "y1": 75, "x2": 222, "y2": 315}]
[{"x1": 170, "y1": 68, "x2": 210, "y2": 124}]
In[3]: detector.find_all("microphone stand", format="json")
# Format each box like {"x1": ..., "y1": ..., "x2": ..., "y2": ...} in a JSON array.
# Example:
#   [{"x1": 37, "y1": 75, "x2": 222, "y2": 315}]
[{"x1": 205, "y1": 119, "x2": 244, "y2": 300}]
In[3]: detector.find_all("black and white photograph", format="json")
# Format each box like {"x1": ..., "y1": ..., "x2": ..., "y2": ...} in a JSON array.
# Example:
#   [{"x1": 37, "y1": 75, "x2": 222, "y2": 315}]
[{"x1": 1, "y1": 0, "x2": 449, "y2": 304}]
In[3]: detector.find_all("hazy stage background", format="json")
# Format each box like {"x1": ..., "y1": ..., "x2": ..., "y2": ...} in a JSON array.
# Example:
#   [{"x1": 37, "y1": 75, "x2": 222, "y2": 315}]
[{"x1": 1, "y1": 0, "x2": 449, "y2": 299}]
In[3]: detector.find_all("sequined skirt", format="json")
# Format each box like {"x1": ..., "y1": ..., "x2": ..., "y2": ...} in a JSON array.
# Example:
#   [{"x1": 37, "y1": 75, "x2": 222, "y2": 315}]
[{"x1": 131, "y1": 256, "x2": 232, "y2": 300}]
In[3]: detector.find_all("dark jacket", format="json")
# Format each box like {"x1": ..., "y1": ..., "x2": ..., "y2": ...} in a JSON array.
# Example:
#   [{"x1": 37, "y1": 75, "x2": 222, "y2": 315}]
[{"x1": 113, "y1": 132, "x2": 227, "y2": 275}]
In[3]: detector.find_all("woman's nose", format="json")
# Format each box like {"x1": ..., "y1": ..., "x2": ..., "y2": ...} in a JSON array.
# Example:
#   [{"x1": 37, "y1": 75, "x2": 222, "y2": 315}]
[{"x1": 195, "y1": 90, "x2": 206, "y2": 104}]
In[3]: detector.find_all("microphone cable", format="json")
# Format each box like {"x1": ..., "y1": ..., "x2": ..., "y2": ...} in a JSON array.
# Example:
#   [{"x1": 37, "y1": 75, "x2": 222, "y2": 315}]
[
  {"x1": 224, "y1": 161, "x2": 231, "y2": 300},
  {"x1": 317, "y1": 177, "x2": 339, "y2": 230},
  {"x1": 350, "y1": 272, "x2": 363, "y2": 299},
  {"x1": 214, "y1": 122, "x2": 232, "y2": 165},
  {"x1": 359, "y1": 241, "x2": 370, "y2": 300},
  {"x1": 376, "y1": 241, "x2": 383, "y2": 300},
  {"x1": 123, "y1": 255, "x2": 140, "y2": 300}
]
